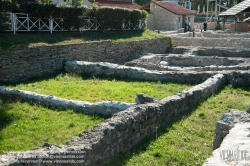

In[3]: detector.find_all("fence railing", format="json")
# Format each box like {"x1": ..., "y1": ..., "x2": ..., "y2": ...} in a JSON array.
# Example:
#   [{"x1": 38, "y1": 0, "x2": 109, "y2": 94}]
[{"x1": 3, "y1": 13, "x2": 146, "y2": 34}]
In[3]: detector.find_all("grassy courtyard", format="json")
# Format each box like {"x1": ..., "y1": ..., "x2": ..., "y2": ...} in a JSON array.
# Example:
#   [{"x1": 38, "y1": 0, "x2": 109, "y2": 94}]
[
  {"x1": 5, "y1": 73, "x2": 192, "y2": 103},
  {"x1": 1, "y1": 74, "x2": 192, "y2": 154},
  {"x1": 107, "y1": 85, "x2": 250, "y2": 166},
  {"x1": 0, "y1": 100, "x2": 104, "y2": 154}
]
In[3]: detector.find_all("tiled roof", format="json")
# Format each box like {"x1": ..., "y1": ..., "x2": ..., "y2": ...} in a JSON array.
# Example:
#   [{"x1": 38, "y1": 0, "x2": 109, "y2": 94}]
[
  {"x1": 152, "y1": 1, "x2": 195, "y2": 15},
  {"x1": 219, "y1": 0, "x2": 250, "y2": 16},
  {"x1": 94, "y1": 0, "x2": 142, "y2": 10}
]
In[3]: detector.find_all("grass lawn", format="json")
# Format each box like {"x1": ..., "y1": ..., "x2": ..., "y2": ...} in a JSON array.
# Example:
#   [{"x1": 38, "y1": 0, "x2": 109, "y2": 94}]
[
  {"x1": 0, "y1": 100, "x2": 104, "y2": 154},
  {"x1": 107, "y1": 85, "x2": 250, "y2": 166},
  {"x1": 0, "y1": 30, "x2": 164, "y2": 50},
  {"x1": 4, "y1": 73, "x2": 192, "y2": 103}
]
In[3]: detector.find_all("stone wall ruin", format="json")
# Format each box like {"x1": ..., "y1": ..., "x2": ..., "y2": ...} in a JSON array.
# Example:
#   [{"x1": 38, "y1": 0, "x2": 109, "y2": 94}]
[
  {"x1": 0, "y1": 72, "x2": 226, "y2": 166},
  {"x1": 0, "y1": 37, "x2": 170, "y2": 83},
  {"x1": 1, "y1": 31, "x2": 250, "y2": 166}
]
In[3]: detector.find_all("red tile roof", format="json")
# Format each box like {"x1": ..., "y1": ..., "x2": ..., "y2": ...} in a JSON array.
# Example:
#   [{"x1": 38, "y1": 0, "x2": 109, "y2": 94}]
[
  {"x1": 152, "y1": 1, "x2": 195, "y2": 15},
  {"x1": 94, "y1": 0, "x2": 142, "y2": 10}
]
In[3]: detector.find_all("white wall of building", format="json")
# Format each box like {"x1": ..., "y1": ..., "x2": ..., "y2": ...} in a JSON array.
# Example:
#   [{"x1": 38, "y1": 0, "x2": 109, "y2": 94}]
[{"x1": 148, "y1": 3, "x2": 194, "y2": 31}]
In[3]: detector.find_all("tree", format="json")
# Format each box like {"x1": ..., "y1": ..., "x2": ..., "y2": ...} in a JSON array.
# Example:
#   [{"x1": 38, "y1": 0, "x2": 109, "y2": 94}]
[
  {"x1": 135, "y1": 0, "x2": 150, "y2": 6},
  {"x1": 17, "y1": 0, "x2": 42, "y2": 4},
  {"x1": 67, "y1": 0, "x2": 82, "y2": 6},
  {"x1": 0, "y1": 0, "x2": 16, "y2": 32},
  {"x1": 41, "y1": 0, "x2": 51, "y2": 4}
]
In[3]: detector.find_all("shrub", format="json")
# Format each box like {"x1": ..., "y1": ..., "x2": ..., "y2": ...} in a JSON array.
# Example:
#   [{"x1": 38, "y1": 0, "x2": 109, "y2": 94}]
[
  {"x1": 2, "y1": 3, "x2": 147, "y2": 31},
  {"x1": 96, "y1": 7, "x2": 146, "y2": 31},
  {"x1": 0, "y1": 0, "x2": 17, "y2": 31}
]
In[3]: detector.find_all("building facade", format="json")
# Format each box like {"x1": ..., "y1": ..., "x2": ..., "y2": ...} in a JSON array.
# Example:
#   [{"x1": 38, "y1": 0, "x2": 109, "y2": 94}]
[{"x1": 142, "y1": 1, "x2": 195, "y2": 31}]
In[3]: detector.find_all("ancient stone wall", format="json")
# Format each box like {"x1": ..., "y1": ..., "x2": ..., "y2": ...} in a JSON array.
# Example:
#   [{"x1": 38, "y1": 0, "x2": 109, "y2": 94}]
[
  {"x1": 171, "y1": 36, "x2": 250, "y2": 49},
  {"x1": 0, "y1": 74, "x2": 226, "y2": 166},
  {"x1": 170, "y1": 31, "x2": 250, "y2": 38},
  {"x1": 0, "y1": 37, "x2": 170, "y2": 83},
  {"x1": 64, "y1": 61, "x2": 215, "y2": 84},
  {"x1": 168, "y1": 46, "x2": 250, "y2": 58},
  {"x1": 201, "y1": 31, "x2": 250, "y2": 38},
  {"x1": 0, "y1": 86, "x2": 134, "y2": 117}
]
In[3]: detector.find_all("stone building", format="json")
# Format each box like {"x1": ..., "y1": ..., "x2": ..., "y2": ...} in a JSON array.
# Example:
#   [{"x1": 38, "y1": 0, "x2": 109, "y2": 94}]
[{"x1": 141, "y1": 1, "x2": 195, "y2": 31}]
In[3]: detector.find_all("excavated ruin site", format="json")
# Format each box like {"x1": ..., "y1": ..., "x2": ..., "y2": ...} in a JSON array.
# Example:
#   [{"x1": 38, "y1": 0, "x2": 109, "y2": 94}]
[{"x1": 0, "y1": 31, "x2": 250, "y2": 166}]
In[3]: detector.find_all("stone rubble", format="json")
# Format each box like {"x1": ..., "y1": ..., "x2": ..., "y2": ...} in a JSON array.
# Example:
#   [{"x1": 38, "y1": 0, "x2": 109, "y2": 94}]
[{"x1": 203, "y1": 110, "x2": 250, "y2": 166}]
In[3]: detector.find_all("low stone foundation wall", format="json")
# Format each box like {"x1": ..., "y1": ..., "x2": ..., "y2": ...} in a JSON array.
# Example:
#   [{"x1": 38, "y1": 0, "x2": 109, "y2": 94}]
[
  {"x1": 168, "y1": 46, "x2": 250, "y2": 58},
  {"x1": 171, "y1": 36, "x2": 250, "y2": 49},
  {"x1": 202, "y1": 31, "x2": 250, "y2": 38},
  {"x1": 0, "y1": 74, "x2": 226, "y2": 166},
  {"x1": 64, "y1": 61, "x2": 216, "y2": 84},
  {"x1": 0, "y1": 37, "x2": 170, "y2": 83},
  {"x1": 0, "y1": 87, "x2": 134, "y2": 117},
  {"x1": 170, "y1": 31, "x2": 250, "y2": 38},
  {"x1": 197, "y1": 47, "x2": 250, "y2": 58},
  {"x1": 64, "y1": 61, "x2": 250, "y2": 88},
  {"x1": 124, "y1": 53, "x2": 250, "y2": 72}
]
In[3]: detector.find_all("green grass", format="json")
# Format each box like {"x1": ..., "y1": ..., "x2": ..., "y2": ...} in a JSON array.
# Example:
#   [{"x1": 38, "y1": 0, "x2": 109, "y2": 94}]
[
  {"x1": 0, "y1": 30, "x2": 164, "y2": 50},
  {"x1": 0, "y1": 100, "x2": 104, "y2": 154},
  {"x1": 4, "y1": 73, "x2": 192, "y2": 103},
  {"x1": 107, "y1": 85, "x2": 250, "y2": 166}
]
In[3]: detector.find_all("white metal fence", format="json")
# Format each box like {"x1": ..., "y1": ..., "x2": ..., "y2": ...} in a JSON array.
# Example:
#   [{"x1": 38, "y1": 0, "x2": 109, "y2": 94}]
[{"x1": 3, "y1": 13, "x2": 146, "y2": 34}]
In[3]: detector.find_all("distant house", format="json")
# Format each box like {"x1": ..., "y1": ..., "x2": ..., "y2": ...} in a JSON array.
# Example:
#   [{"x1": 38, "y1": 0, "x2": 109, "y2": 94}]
[
  {"x1": 51, "y1": 0, "x2": 142, "y2": 10},
  {"x1": 141, "y1": 1, "x2": 195, "y2": 31}
]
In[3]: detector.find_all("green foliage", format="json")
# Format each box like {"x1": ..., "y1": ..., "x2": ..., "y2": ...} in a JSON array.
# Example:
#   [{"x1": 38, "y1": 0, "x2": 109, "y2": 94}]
[
  {"x1": 96, "y1": 7, "x2": 116, "y2": 31},
  {"x1": 85, "y1": 8, "x2": 97, "y2": 17},
  {"x1": 198, "y1": 111, "x2": 206, "y2": 119},
  {"x1": 130, "y1": 10, "x2": 142, "y2": 29},
  {"x1": 0, "y1": 0, "x2": 16, "y2": 11},
  {"x1": 17, "y1": 4, "x2": 86, "y2": 30},
  {"x1": 19, "y1": 3, "x2": 56, "y2": 17},
  {"x1": 2, "y1": 2, "x2": 146, "y2": 31},
  {"x1": 95, "y1": 7, "x2": 147, "y2": 31},
  {"x1": 0, "y1": 0, "x2": 17, "y2": 31},
  {"x1": 141, "y1": 10, "x2": 148, "y2": 19},
  {"x1": 73, "y1": 0, "x2": 81, "y2": 6},
  {"x1": 41, "y1": 0, "x2": 51, "y2": 4},
  {"x1": 56, "y1": 7, "x2": 86, "y2": 30},
  {"x1": 17, "y1": 0, "x2": 41, "y2": 5},
  {"x1": 131, "y1": 10, "x2": 142, "y2": 21},
  {"x1": 135, "y1": 0, "x2": 150, "y2": 6},
  {"x1": 68, "y1": 0, "x2": 82, "y2": 7},
  {"x1": 90, "y1": 2, "x2": 98, "y2": 8}
]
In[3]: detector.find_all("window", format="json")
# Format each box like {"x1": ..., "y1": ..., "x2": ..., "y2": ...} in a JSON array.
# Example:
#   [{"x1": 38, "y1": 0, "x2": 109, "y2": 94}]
[{"x1": 178, "y1": 17, "x2": 181, "y2": 22}]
